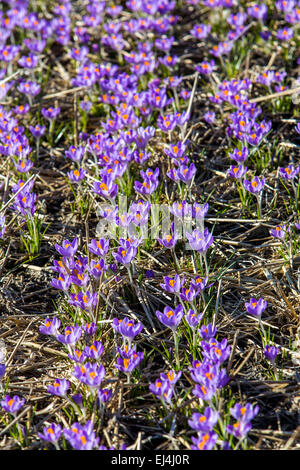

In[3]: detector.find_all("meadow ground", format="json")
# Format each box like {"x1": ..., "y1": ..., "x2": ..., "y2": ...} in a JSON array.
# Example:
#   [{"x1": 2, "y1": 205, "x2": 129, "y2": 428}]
[{"x1": 0, "y1": 0, "x2": 300, "y2": 451}]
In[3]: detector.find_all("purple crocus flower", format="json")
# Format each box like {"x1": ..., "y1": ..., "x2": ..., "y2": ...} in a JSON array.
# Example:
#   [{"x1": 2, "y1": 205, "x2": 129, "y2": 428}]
[
  {"x1": 47, "y1": 378, "x2": 70, "y2": 397},
  {"x1": 188, "y1": 407, "x2": 219, "y2": 432},
  {"x1": 68, "y1": 349, "x2": 87, "y2": 363},
  {"x1": 89, "y1": 259, "x2": 107, "y2": 278},
  {"x1": 98, "y1": 388, "x2": 113, "y2": 404},
  {"x1": 228, "y1": 147, "x2": 249, "y2": 163},
  {"x1": 180, "y1": 285, "x2": 199, "y2": 303},
  {"x1": 176, "y1": 163, "x2": 196, "y2": 184},
  {"x1": 155, "y1": 305, "x2": 184, "y2": 330},
  {"x1": 70, "y1": 269, "x2": 90, "y2": 288},
  {"x1": 264, "y1": 345, "x2": 279, "y2": 363},
  {"x1": 149, "y1": 377, "x2": 174, "y2": 404},
  {"x1": 56, "y1": 325, "x2": 82, "y2": 345},
  {"x1": 245, "y1": 297, "x2": 267, "y2": 317},
  {"x1": 227, "y1": 165, "x2": 248, "y2": 179},
  {"x1": 160, "y1": 274, "x2": 184, "y2": 293},
  {"x1": 193, "y1": 203, "x2": 209, "y2": 221},
  {"x1": 1, "y1": 395, "x2": 25, "y2": 415},
  {"x1": 277, "y1": 27, "x2": 293, "y2": 41},
  {"x1": 55, "y1": 238, "x2": 78, "y2": 258},
  {"x1": 157, "y1": 114, "x2": 177, "y2": 133},
  {"x1": 51, "y1": 273, "x2": 71, "y2": 291},
  {"x1": 190, "y1": 359, "x2": 228, "y2": 388},
  {"x1": 201, "y1": 338, "x2": 231, "y2": 364},
  {"x1": 13, "y1": 104, "x2": 30, "y2": 115},
  {"x1": 190, "y1": 23, "x2": 211, "y2": 39},
  {"x1": 41, "y1": 106, "x2": 61, "y2": 120},
  {"x1": 64, "y1": 421, "x2": 99, "y2": 450},
  {"x1": 69, "y1": 291, "x2": 97, "y2": 312},
  {"x1": 83, "y1": 341, "x2": 104, "y2": 360},
  {"x1": 227, "y1": 12, "x2": 247, "y2": 28},
  {"x1": 270, "y1": 224, "x2": 287, "y2": 239},
  {"x1": 28, "y1": 124, "x2": 46, "y2": 138},
  {"x1": 227, "y1": 420, "x2": 252, "y2": 439},
  {"x1": 186, "y1": 228, "x2": 214, "y2": 252},
  {"x1": 199, "y1": 323, "x2": 217, "y2": 340},
  {"x1": 244, "y1": 176, "x2": 265, "y2": 194},
  {"x1": 164, "y1": 141, "x2": 188, "y2": 159},
  {"x1": 15, "y1": 159, "x2": 34, "y2": 174},
  {"x1": 93, "y1": 177, "x2": 118, "y2": 200},
  {"x1": 112, "y1": 245, "x2": 137, "y2": 265},
  {"x1": 39, "y1": 317, "x2": 61, "y2": 336},
  {"x1": 160, "y1": 370, "x2": 182, "y2": 385},
  {"x1": 83, "y1": 322, "x2": 97, "y2": 336},
  {"x1": 88, "y1": 238, "x2": 110, "y2": 258},
  {"x1": 170, "y1": 200, "x2": 192, "y2": 219},
  {"x1": 18, "y1": 80, "x2": 41, "y2": 97},
  {"x1": 115, "y1": 350, "x2": 144, "y2": 374},
  {"x1": 134, "y1": 176, "x2": 159, "y2": 196},
  {"x1": 203, "y1": 111, "x2": 216, "y2": 124},
  {"x1": 70, "y1": 46, "x2": 89, "y2": 62},
  {"x1": 73, "y1": 362, "x2": 105, "y2": 388},
  {"x1": 192, "y1": 381, "x2": 218, "y2": 401},
  {"x1": 230, "y1": 402, "x2": 260, "y2": 422},
  {"x1": 279, "y1": 165, "x2": 300, "y2": 180},
  {"x1": 38, "y1": 423, "x2": 62, "y2": 444},
  {"x1": 67, "y1": 168, "x2": 86, "y2": 183},
  {"x1": 157, "y1": 229, "x2": 179, "y2": 249},
  {"x1": 65, "y1": 145, "x2": 85, "y2": 163},
  {"x1": 112, "y1": 317, "x2": 143, "y2": 343},
  {"x1": 13, "y1": 191, "x2": 37, "y2": 217},
  {"x1": 190, "y1": 431, "x2": 218, "y2": 450},
  {"x1": 18, "y1": 53, "x2": 39, "y2": 69},
  {"x1": 185, "y1": 309, "x2": 204, "y2": 330},
  {"x1": 248, "y1": 4, "x2": 268, "y2": 21},
  {"x1": 195, "y1": 60, "x2": 215, "y2": 75}
]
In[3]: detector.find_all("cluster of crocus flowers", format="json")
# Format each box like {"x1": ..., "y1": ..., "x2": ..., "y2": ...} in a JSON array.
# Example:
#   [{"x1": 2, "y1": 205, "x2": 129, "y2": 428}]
[
  {"x1": 112, "y1": 317, "x2": 144, "y2": 381},
  {"x1": 187, "y1": 321, "x2": 260, "y2": 450},
  {"x1": 50, "y1": 236, "x2": 111, "y2": 322},
  {"x1": 63, "y1": 421, "x2": 100, "y2": 450},
  {"x1": 227, "y1": 403, "x2": 259, "y2": 440},
  {"x1": 149, "y1": 369, "x2": 182, "y2": 406},
  {"x1": 40, "y1": 315, "x2": 112, "y2": 425}
]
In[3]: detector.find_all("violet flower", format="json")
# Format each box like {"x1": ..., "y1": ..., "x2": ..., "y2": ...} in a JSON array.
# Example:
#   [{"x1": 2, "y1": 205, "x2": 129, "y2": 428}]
[
  {"x1": 270, "y1": 224, "x2": 287, "y2": 239},
  {"x1": 39, "y1": 317, "x2": 61, "y2": 336},
  {"x1": 245, "y1": 297, "x2": 267, "y2": 318},
  {"x1": 55, "y1": 238, "x2": 78, "y2": 258},
  {"x1": 155, "y1": 305, "x2": 184, "y2": 330},
  {"x1": 56, "y1": 325, "x2": 82, "y2": 345},
  {"x1": 190, "y1": 431, "x2": 218, "y2": 450},
  {"x1": 264, "y1": 345, "x2": 279, "y2": 363},
  {"x1": 244, "y1": 176, "x2": 265, "y2": 194},
  {"x1": 186, "y1": 228, "x2": 214, "y2": 253},
  {"x1": 112, "y1": 317, "x2": 143, "y2": 344},
  {"x1": 1, "y1": 395, "x2": 25, "y2": 415},
  {"x1": 160, "y1": 274, "x2": 184, "y2": 293},
  {"x1": 188, "y1": 407, "x2": 219, "y2": 432},
  {"x1": 47, "y1": 378, "x2": 70, "y2": 397},
  {"x1": 38, "y1": 423, "x2": 62, "y2": 446}
]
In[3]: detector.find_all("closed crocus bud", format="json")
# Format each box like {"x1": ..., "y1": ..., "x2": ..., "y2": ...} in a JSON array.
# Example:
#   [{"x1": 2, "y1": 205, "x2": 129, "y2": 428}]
[{"x1": 264, "y1": 345, "x2": 279, "y2": 363}]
